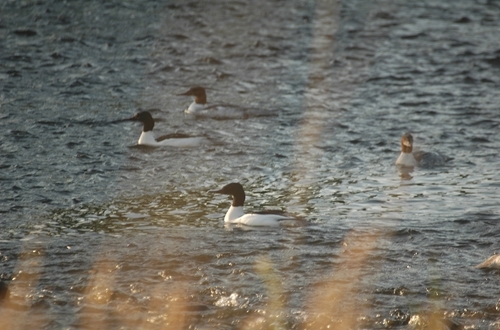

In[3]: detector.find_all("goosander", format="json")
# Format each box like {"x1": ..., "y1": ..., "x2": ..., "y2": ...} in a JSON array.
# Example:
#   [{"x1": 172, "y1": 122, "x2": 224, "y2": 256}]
[
  {"x1": 395, "y1": 132, "x2": 449, "y2": 167},
  {"x1": 178, "y1": 86, "x2": 208, "y2": 114},
  {"x1": 210, "y1": 182, "x2": 304, "y2": 227},
  {"x1": 128, "y1": 111, "x2": 206, "y2": 147},
  {"x1": 178, "y1": 86, "x2": 250, "y2": 119},
  {"x1": 476, "y1": 254, "x2": 500, "y2": 269}
]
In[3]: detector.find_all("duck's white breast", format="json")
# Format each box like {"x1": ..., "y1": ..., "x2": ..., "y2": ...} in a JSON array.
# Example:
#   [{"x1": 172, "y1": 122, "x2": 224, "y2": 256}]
[
  {"x1": 185, "y1": 102, "x2": 206, "y2": 114},
  {"x1": 396, "y1": 152, "x2": 418, "y2": 167},
  {"x1": 138, "y1": 131, "x2": 158, "y2": 146},
  {"x1": 224, "y1": 206, "x2": 245, "y2": 223}
]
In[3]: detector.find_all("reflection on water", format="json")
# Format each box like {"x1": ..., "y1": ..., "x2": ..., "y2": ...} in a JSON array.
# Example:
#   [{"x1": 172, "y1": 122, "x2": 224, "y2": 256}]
[
  {"x1": 398, "y1": 166, "x2": 414, "y2": 181},
  {"x1": 1, "y1": 0, "x2": 500, "y2": 328}
]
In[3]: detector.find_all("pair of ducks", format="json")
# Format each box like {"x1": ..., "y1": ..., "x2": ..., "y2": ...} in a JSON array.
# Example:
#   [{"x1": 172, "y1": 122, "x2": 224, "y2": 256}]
[
  {"x1": 128, "y1": 87, "x2": 221, "y2": 148},
  {"x1": 211, "y1": 134, "x2": 447, "y2": 226},
  {"x1": 129, "y1": 86, "x2": 253, "y2": 147},
  {"x1": 210, "y1": 144, "x2": 495, "y2": 270},
  {"x1": 209, "y1": 134, "x2": 447, "y2": 227}
]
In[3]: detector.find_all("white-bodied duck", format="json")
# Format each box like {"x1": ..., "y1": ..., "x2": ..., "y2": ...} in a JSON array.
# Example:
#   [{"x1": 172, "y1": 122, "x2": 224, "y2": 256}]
[
  {"x1": 178, "y1": 86, "x2": 252, "y2": 119},
  {"x1": 211, "y1": 182, "x2": 304, "y2": 227},
  {"x1": 128, "y1": 111, "x2": 206, "y2": 147}
]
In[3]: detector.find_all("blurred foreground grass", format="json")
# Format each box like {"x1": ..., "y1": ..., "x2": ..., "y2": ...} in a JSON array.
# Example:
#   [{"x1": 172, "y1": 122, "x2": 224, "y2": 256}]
[{"x1": 0, "y1": 231, "x2": 460, "y2": 330}]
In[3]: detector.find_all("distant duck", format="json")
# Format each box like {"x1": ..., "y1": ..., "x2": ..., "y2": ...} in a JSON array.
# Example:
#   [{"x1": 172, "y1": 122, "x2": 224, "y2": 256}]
[
  {"x1": 476, "y1": 254, "x2": 500, "y2": 270},
  {"x1": 210, "y1": 182, "x2": 304, "y2": 227},
  {"x1": 395, "y1": 132, "x2": 450, "y2": 167},
  {"x1": 178, "y1": 86, "x2": 250, "y2": 119},
  {"x1": 128, "y1": 111, "x2": 206, "y2": 147},
  {"x1": 178, "y1": 86, "x2": 209, "y2": 114}
]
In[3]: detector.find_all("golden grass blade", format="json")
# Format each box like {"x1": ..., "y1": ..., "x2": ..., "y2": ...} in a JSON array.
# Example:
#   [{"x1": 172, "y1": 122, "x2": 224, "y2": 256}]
[
  {"x1": 78, "y1": 254, "x2": 117, "y2": 329},
  {"x1": 304, "y1": 232, "x2": 380, "y2": 330},
  {"x1": 0, "y1": 246, "x2": 45, "y2": 330},
  {"x1": 241, "y1": 256, "x2": 287, "y2": 330}
]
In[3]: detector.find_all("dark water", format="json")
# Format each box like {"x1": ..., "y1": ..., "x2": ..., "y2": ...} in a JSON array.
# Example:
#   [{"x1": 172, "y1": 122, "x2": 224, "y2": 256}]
[{"x1": 1, "y1": 0, "x2": 500, "y2": 328}]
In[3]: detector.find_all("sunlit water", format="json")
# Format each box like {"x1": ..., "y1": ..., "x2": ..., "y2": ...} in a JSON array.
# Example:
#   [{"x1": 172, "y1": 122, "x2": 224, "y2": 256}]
[{"x1": 1, "y1": 0, "x2": 500, "y2": 328}]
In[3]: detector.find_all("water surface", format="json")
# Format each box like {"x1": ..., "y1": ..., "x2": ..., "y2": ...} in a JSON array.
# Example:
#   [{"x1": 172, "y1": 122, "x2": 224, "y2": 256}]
[{"x1": 1, "y1": 0, "x2": 500, "y2": 328}]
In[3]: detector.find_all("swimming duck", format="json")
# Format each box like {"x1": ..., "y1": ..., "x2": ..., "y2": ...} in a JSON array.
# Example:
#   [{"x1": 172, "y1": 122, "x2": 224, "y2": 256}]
[
  {"x1": 128, "y1": 111, "x2": 206, "y2": 147},
  {"x1": 178, "y1": 86, "x2": 249, "y2": 119},
  {"x1": 395, "y1": 132, "x2": 449, "y2": 167},
  {"x1": 211, "y1": 182, "x2": 303, "y2": 227},
  {"x1": 178, "y1": 86, "x2": 208, "y2": 114}
]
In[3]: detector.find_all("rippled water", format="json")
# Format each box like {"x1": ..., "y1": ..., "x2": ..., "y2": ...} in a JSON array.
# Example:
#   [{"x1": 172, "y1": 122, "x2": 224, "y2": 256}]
[{"x1": 1, "y1": 0, "x2": 500, "y2": 328}]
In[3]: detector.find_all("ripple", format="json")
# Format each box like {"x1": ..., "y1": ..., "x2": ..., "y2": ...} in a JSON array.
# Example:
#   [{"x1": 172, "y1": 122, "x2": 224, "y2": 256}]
[{"x1": 1, "y1": 0, "x2": 500, "y2": 328}]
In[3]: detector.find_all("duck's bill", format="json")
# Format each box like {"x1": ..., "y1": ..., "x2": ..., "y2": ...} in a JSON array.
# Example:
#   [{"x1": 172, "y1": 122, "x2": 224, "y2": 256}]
[
  {"x1": 177, "y1": 90, "x2": 193, "y2": 96},
  {"x1": 110, "y1": 117, "x2": 134, "y2": 124},
  {"x1": 402, "y1": 140, "x2": 412, "y2": 147}
]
